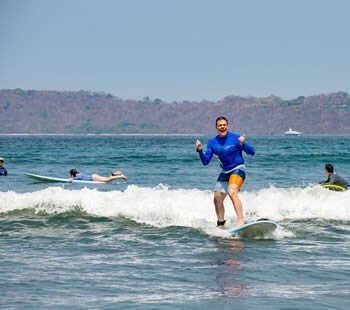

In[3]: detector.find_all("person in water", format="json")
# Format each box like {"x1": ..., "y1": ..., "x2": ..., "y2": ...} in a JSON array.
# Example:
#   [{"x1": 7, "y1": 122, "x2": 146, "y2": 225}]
[
  {"x1": 0, "y1": 157, "x2": 8, "y2": 176},
  {"x1": 69, "y1": 168, "x2": 127, "y2": 183},
  {"x1": 195, "y1": 116, "x2": 255, "y2": 228},
  {"x1": 319, "y1": 163, "x2": 348, "y2": 190}
]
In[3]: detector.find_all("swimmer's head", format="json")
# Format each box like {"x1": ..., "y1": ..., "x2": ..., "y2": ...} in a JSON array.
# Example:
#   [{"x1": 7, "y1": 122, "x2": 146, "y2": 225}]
[
  {"x1": 70, "y1": 168, "x2": 78, "y2": 177},
  {"x1": 325, "y1": 163, "x2": 334, "y2": 175}
]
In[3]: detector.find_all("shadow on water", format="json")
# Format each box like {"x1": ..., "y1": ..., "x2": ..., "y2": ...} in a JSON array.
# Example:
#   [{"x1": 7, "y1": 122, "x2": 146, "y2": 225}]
[
  {"x1": 209, "y1": 238, "x2": 248, "y2": 298},
  {"x1": 209, "y1": 236, "x2": 280, "y2": 301}
]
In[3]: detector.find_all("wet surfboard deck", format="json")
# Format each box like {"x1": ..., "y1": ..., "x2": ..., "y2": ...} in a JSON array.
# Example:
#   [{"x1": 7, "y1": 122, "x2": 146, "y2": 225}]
[{"x1": 225, "y1": 219, "x2": 278, "y2": 238}]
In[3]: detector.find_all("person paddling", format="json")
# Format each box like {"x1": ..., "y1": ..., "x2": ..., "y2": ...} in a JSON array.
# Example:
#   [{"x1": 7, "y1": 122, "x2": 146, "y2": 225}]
[
  {"x1": 319, "y1": 163, "x2": 348, "y2": 190},
  {"x1": 69, "y1": 168, "x2": 127, "y2": 183},
  {"x1": 195, "y1": 116, "x2": 255, "y2": 228}
]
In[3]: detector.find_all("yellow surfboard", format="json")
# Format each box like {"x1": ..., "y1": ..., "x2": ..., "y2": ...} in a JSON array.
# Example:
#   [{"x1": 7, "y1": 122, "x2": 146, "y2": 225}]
[{"x1": 321, "y1": 184, "x2": 347, "y2": 192}]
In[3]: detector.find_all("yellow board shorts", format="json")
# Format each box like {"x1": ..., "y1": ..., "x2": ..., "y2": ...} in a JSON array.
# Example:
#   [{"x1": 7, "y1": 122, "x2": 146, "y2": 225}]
[{"x1": 214, "y1": 168, "x2": 246, "y2": 193}]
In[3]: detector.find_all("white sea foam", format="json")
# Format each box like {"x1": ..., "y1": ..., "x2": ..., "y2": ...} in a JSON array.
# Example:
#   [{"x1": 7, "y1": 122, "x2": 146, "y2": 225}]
[{"x1": 1, "y1": 185, "x2": 349, "y2": 236}]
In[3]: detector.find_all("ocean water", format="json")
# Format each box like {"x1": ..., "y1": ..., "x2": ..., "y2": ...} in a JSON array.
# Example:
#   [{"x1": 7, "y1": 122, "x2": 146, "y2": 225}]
[{"x1": 0, "y1": 135, "x2": 349, "y2": 309}]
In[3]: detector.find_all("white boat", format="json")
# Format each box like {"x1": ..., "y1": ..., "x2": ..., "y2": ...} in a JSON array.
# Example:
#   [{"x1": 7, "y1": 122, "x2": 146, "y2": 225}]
[{"x1": 284, "y1": 128, "x2": 302, "y2": 136}]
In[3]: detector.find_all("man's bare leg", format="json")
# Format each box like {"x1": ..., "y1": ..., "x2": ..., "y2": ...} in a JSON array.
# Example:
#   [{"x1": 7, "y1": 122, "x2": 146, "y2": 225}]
[
  {"x1": 228, "y1": 184, "x2": 244, "y2": 228},
  {"x1": 214, "y1": 191, "x2": 226, "y2": 227},
  {"x1": 92, "y1": 173, "x2": 127, "y2": 182}
]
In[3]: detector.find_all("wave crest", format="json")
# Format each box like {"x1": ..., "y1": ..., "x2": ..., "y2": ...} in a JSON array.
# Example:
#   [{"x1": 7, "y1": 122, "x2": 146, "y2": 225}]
[{"x1": 1, "y1": 185, "x2": 349, "y2": 227}]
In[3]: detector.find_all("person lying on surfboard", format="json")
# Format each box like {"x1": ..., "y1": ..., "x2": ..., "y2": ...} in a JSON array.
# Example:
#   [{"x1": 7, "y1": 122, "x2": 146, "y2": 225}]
[
  {"x1": 69, "y1": 168, "x2": 127, "y2": 183},
  {"x1": 195, "y1": 116, "x2": 255, "y2": 229},
  {"x1": 319, "y1": 163, "x2": 348, "y2": 190}
]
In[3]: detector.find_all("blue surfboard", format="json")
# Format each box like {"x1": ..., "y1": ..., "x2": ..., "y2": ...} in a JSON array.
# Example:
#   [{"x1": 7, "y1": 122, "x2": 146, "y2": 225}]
[
  {"x1": 25, "y1": 173, "x2": 104, "y2": 184},
  {"x1": 226, "y1": 219, "x2": 277, "y2": 238}
]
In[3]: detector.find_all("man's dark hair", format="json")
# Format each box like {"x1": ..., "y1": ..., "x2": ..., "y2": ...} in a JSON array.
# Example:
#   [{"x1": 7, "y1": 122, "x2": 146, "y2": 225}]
[
  {"x1": 70, "y1": 168, "x2": 78, "y2": 177},
  {"x1": 325, "y1": 164, "x2": 334, "y2": 173},
  {"x1": 216, "y1": 116, "x2": 228, "y2": 126}
]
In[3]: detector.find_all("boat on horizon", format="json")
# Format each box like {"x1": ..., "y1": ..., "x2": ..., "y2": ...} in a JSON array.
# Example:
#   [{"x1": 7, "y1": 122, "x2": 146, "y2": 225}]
[{"x1": 284, "y1": 128, "x2": 303, "y2": 136}]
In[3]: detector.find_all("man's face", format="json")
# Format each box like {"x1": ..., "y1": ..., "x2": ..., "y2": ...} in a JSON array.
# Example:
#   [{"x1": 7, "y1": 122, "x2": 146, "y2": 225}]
[
  {"x1": 216, "y1": 119, "x2": 228, "y2": 136},
  {"x1": 325, "y1": 169, "x2": 331, "y2": 176},
  {"x1": 0, "y1": 161, "x2": 3, "y2": 167}
]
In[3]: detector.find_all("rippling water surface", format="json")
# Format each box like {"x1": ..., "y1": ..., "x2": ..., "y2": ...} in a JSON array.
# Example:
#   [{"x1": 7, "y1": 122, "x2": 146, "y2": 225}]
[{"x1": 0, "y1": 135, "x2": 349, "y2": 309}]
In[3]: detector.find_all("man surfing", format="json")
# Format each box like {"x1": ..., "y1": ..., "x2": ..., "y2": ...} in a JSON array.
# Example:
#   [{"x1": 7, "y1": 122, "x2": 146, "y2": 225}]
[{"x1": 195, "y1": 116, "x2": 255, "y2": 229}]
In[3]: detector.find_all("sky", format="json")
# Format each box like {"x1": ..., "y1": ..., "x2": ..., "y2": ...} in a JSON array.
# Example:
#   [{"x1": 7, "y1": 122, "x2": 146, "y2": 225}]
[{"x1": 1, "y1": 0, "x2": 349, "y2": 101}]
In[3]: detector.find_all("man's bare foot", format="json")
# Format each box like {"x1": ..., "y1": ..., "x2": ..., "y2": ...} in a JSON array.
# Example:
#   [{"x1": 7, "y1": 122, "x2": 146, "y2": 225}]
[
  {"x1": 119, "y1": 174, "x2": 127, "y2": 180},
  {"x1": 232, "y1": 221, "x2": 244, "y2": 230}
]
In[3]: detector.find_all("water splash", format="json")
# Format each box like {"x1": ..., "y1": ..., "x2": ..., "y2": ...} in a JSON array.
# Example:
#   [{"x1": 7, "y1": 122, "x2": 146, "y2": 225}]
[{"x1": 1, "y1": 185, "x2": 349, "y2": 238}]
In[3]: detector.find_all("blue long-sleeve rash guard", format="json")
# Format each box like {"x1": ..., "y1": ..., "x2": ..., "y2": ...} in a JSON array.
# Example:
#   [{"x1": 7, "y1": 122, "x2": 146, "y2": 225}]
[{"x1": 199, "y1": 132, "x2": 255, "y2": 172}]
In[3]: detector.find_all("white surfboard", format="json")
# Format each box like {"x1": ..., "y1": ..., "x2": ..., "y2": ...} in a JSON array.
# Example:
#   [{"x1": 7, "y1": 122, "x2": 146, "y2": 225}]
[
  {"x1": 25, "y1": 173, "x2": 104, "y2": 184},
  {"x1": 225, "y1": 219, "x2": 277, "y2": 238}
]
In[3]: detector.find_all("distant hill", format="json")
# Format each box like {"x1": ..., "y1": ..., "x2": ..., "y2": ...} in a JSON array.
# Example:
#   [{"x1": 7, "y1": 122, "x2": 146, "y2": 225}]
[{"x1": 0, "y1": 88, "x2": 349, "y2": 135}]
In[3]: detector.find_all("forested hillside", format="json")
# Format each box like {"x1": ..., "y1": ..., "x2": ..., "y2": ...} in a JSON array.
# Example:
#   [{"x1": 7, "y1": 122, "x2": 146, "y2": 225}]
[{"x1": 1, "y1": 89, "x2": 349, "y2": 135}]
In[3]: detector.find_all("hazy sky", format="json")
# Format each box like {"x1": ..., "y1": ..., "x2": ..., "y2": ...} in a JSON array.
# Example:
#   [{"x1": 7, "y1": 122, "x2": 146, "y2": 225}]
[{"x1": 1, "y1": 0, "x2": 349, "y2": 101}]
